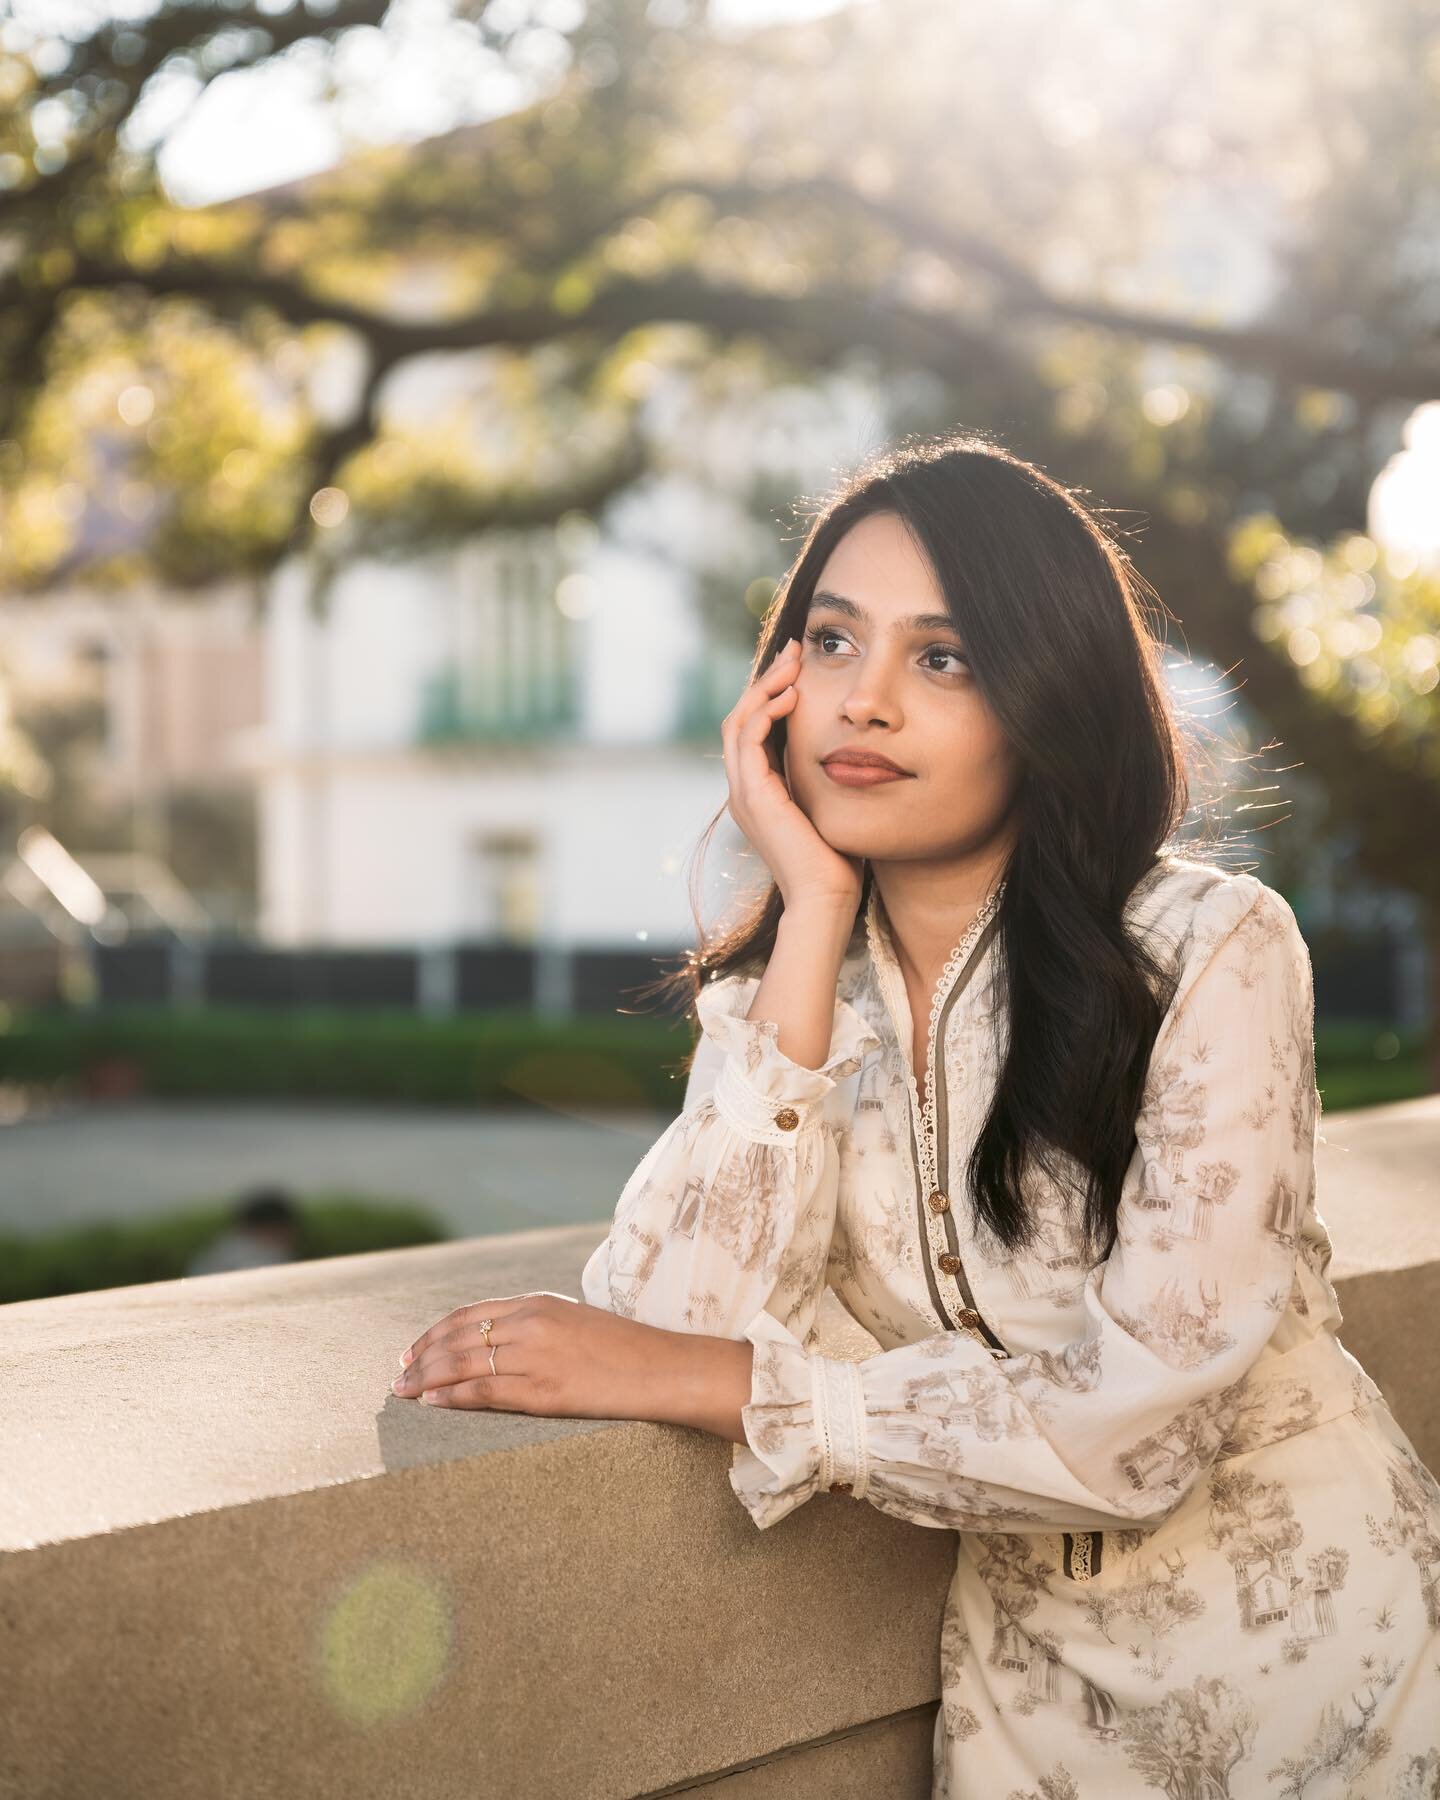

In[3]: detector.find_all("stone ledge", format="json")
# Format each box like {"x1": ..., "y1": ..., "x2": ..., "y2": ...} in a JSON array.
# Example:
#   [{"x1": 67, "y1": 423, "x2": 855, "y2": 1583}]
[
  {"x1": 0, "y1": 1226, "x2": 954, "y2": 1800},
  {"x1": 661, "y1": 1706, "x2": 939, "y2": 1796},
  {"x1": 1, "y1": 1224, "x2": 1435, "y2": 1800}
]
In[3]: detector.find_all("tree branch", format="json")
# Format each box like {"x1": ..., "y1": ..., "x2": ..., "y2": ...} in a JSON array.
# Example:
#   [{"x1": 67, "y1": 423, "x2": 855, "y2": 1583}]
[
  {"x1": 56, "y1": 153, "x2": 1440, "y2": 407},
  {"x1": 39, "y1": 0, "x2": 393, "y2": 98},
  {"x1": 0, "y1": 0, "x2": 393, "y2": 229}
]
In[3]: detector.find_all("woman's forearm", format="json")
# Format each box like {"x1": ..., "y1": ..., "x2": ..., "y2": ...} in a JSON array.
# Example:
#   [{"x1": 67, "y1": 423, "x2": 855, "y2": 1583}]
[
  {"x1": 746, "y1": 900, "x2": 856, "y2": 1070},
  {"x1": 639, "y1": 905, "x2": 852, "y2": 1444},
  {"x1": 650, "y1": 1328, "x2": 755, "y2": 1446}
]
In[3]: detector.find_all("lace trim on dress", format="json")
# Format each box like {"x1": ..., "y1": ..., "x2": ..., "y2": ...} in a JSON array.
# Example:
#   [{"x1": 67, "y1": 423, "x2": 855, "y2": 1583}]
[
  {"x1": 811, "y1": 1351, "x2": 836, "y2": 1489},
  {"x1": 846, "y1": 1360, "x2": 872, "y2": 1499},
  {"x1": 864, "y1": 879, "x2": 1006, "y2": 1202}
]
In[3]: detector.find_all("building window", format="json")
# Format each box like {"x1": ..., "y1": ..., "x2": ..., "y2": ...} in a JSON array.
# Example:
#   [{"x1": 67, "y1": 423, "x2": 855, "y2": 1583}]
[{"x1": 467, "y1": 832, "x2": 539, "y2": 943}]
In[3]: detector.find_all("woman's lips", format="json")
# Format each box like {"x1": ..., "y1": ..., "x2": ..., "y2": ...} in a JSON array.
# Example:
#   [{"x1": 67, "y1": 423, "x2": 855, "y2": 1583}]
[{"x1": 821, "y1": 760, "x2": 914, "y2": 786}]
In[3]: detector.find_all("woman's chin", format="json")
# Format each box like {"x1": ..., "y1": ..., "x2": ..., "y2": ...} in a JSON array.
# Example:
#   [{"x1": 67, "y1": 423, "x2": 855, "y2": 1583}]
[{"x1": 804, "y1": 817, "x2": 885, "y2": 862}]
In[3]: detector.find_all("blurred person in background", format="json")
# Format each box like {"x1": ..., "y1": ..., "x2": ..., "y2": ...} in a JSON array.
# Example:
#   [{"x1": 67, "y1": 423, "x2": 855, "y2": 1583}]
[{"x1": 186, "y1": 1186, "x2": 301, "y2": 1277}]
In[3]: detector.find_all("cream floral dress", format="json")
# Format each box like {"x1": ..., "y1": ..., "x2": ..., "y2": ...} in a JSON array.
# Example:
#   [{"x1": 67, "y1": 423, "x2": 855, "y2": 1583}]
[{"x1": 581, "y1": 855, "x2": 1440, "y2": 1799}]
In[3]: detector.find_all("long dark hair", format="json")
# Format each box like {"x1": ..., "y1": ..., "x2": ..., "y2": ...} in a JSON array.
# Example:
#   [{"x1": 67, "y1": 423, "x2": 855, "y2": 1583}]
[{"x1": 636, "y1": 427, "x2": 1205, "y2": 1265}]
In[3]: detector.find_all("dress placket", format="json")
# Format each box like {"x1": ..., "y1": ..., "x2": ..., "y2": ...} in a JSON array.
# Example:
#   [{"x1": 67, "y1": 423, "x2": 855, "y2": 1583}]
[{"x1": 865, "y1": 880, "x2": 1009, "y2": 1357}]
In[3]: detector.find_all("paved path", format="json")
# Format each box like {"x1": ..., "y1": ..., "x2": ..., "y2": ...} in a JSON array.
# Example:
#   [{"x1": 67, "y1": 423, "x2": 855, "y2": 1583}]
[
  {"x1": 1309, "y1": 1093, "x2": 1440, "y2": 1276},
  {"x1": 3, "y1": 1091, "x2": 1435, "y2": 1281},
  {"x1": 0, "y1": 1095, "x2": 671, "y2": 1243}
]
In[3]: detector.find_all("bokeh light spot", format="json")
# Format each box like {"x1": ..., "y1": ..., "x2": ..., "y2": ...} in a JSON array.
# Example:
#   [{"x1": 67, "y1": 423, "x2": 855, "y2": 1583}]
[
  {"x1": 117, "y1": 385, "x2": 155, "y2": 426},
  {"x1": 554, "y1": 572, "x2": 597, "y2": 619},
  {"x1": 310, "y1": 486, "x2": 350, "y2": 528},
  {"x1": 317, "y1": 1561, "x2": 453, "y2": 1725}
]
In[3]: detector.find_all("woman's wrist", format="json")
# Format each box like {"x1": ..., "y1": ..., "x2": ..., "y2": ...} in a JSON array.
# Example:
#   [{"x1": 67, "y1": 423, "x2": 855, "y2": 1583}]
[
  {"x1": 775, "y1": 897, "x2": 858, "y2": 953},
  {"x1": 747, "y1": 902, "x2": 855, "y2": 1071},
  {"x1": 650, "y1": 1327, "x2": 755, "y2": 1445}
]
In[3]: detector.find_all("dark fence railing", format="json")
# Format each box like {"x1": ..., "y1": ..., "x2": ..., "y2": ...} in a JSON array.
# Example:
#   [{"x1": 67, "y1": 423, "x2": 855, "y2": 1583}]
[
  {"x1": 83, "y1": 935, "x2": 680, "y2": 1020},
  {"x1": 202, "y1": 946, "x2": 421, "y2": 1009},
  {"x1": 46, "y1": 925, "x2": 1418, "y2": 1029}
]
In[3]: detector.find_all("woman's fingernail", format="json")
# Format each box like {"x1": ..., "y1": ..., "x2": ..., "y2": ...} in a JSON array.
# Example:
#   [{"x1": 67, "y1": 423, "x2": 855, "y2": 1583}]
[
  {"x1": 392, "y1": 1375, "x2": 407, "y2": 1392},
  {"x1": 401, "y1": 1348, "x2": 413, "y2": 1366}
]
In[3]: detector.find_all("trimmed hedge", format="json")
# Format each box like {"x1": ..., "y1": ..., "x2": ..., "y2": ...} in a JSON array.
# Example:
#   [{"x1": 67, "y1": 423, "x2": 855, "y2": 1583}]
[
  {"x1": 0, "y1": 1192, "x2": 448, "y2": 1307},
  {"x1": 0, "y1": 1004, "x2": 697, "y2": 1110},
  {"x1": 1308, "y1": 1021, "x2": 1432, "y2": 1113},
  {"x1": 0, "y1": 1005, "x2": 1427, "y2": 1113}
]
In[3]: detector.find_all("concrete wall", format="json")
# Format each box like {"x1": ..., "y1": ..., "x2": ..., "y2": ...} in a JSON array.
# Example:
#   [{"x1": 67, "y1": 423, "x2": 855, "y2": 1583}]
[{"x1": 2, "y1": 1226, "x2": 1436, "y2": 1800}]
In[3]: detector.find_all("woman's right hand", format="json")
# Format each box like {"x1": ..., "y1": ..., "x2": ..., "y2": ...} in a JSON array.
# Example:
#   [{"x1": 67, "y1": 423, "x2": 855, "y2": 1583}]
[{"x1": 721, "y1": 634, "x2": 865, "y2": 917}]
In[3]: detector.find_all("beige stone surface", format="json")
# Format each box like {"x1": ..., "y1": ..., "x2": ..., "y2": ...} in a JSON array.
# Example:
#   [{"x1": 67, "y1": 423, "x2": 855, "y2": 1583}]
[
  {"x1": 700, "y1": 1706, "x2": 939, "y2": 1796},
  {"x1": 1315, "y1": 1093, "x2": 1440, "y2": 1278},
  {"x1": 2, "y1": 1224, "x2": 616, "y2": 1552},
  {"x1": 1323, "y1": 1261, "x2": 1440, "y2": 1480},
  {"x1": 0, "y1": 1227, "x2": 954, "y2": 1800}
]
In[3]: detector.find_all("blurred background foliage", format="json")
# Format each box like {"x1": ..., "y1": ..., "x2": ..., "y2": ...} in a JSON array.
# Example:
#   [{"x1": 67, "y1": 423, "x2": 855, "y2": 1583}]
[
  {"x1": 0, "y1": 0, "x2": 1436, "y2": 978},
  {"x1": 0, "y1": 0, "x2": 1435, "y2": 1306},
  {"x1": 2, "y1": 2, "x2": 1438, "y2": 859}
]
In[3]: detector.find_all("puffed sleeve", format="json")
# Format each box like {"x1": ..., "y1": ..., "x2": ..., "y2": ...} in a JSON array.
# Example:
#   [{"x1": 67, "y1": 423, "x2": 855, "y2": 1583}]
[
  {"x1": 579, "y1": 971, "x2": 882, "y2": 1342},
  {"x1": 729, "y1": 876, "x2": 1317, "y2": 1532}
]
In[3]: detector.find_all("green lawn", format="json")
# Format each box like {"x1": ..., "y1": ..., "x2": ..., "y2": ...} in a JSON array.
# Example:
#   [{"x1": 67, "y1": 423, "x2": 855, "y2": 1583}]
[{"x1": 1314, "y1": 1022, "x2": 1432, "y2": 1112}]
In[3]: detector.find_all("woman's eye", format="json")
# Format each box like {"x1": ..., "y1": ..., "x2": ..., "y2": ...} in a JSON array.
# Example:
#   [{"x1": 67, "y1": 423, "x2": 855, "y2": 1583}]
[{"x1": 804, "y1": 624, "x2": 968, "y2": 676}]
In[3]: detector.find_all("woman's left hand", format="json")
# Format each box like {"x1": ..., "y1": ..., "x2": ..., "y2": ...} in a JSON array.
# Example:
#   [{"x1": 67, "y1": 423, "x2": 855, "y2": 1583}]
[{"x1": 391, "y1": 1290, "x2": 685, "y2": 1424}]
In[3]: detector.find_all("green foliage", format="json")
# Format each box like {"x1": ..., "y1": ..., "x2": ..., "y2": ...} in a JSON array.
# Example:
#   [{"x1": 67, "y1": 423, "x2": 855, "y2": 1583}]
[
  {"x1": 0, "y1": 1002, "x2": 1424, "y2": 1111},
  {"x1": 0, "y1": 1003, "x2": 697, "y2": 1109},
  {"x1": 1310, "y1": 1021, "x2": 1432, "y2": 1113},
  {"x1": 1229, "y1": 516, "x2": 1440, "y2": 778},
  {"x1": 4, "y1": 0, "x2": 1437, "y2": 597},
  {"x1": 0, "y1": 1191, "x2": 449, "y2": 1307},
  {"x1": 1, "y1": 0, "x2": 1438, "y2": 918}
]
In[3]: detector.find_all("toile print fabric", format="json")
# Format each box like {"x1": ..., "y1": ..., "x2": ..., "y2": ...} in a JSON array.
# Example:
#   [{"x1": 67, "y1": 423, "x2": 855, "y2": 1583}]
[{"x1": 580, "y1": 855, "x2": 1440, "y2": 1798}]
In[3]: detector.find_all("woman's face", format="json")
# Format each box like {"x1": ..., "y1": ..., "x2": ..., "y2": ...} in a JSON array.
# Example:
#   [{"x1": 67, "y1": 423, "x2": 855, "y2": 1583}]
[{"x1": 782, "y1": 510, "x2": 1024, "y2": 864}]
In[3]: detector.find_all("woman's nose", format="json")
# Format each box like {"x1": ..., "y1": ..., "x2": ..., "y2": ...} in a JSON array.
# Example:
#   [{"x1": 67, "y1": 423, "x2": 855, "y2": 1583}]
[{"x1": 841, "y1": 678, "x2": 898, "y2": 725}]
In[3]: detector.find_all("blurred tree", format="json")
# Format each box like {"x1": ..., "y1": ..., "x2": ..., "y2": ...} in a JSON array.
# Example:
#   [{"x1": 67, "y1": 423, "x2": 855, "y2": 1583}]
[
  {"x1": 0, "y1": 682, "x2": 107, "y2": 847},
  {"x1": 0, "y1": 0, "x2": 1437, "y2": 996}
]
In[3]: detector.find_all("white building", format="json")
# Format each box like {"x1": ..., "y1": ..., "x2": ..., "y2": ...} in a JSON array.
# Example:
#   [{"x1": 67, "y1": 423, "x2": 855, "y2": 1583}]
[
  {"x1": 253, "y1": 363, "x2": 897, "y2": 951},
  {"x1": 257, "y1": 518, "x2": 744, "y2": 949}
]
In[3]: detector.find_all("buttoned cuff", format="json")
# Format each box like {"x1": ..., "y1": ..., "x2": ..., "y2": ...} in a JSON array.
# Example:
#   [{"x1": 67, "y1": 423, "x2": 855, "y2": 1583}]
[
  {"x1": 729, "y1": 1308, "x2": 871, "y2": 1530},
  {"x1": 696, "y1": 978, "x2": 881, "y2": 1144}
]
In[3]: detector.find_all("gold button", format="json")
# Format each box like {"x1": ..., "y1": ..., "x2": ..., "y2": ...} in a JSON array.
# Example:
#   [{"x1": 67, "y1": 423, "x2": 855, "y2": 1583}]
[
  {"x1": 927, "y1": 1189, "x2": 950, "y2": 1213},
  {"x1": 829, "y1": 1480, "x2": 852, "y2": 1493},
  {"x1": 937, "y1": 1253, "x2": 963, "y2": 1274},
  {"x1": 774, "y1": 1107, "x2": 799, "y2": 1131},
  {"x1": 958, "y1": 1308, "x2": 982, "y2": 1330}
]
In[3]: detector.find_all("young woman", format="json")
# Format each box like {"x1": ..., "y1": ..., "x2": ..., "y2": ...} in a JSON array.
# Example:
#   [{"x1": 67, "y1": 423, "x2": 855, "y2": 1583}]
[{"x1": 394, "y1": 433, "x2": 1440, "y2": 1796}]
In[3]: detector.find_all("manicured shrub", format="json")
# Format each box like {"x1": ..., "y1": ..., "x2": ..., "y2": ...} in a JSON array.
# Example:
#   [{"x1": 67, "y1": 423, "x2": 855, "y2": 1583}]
[
  {"x1": 0, "y1": 1005, "x2": 697, "y2": 1109},
  {"x1": 0, "y1": 1192, "x2": 449, "y2": 1307}
]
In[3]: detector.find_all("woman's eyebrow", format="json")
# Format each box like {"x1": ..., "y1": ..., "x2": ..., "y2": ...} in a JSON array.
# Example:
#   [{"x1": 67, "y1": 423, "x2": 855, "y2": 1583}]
[{"x1": 809, "y1": 589, "x2": 958, "y2": 635}]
